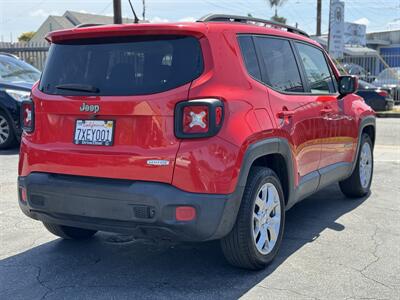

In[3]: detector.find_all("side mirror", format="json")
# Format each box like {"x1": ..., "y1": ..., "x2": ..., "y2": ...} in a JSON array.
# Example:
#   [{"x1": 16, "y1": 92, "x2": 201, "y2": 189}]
[{"x1": 338, "y1": 75, "x2": 358, "y2": 96}]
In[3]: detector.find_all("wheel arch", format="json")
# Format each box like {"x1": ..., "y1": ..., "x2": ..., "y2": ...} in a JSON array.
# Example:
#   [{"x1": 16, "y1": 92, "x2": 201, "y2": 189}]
[
  {"x1": 211, "y1": 137, "x2": 296, "y2": 240},
  {"x1": 0, "y1": 101, "x2": 19, "y2": 133},
  {"x1": 362, "y1": 124, "x2": 375, "y2": 146},
  {"x1": 350, "y1": 115, "x2": 376, "y2": 174},
  {"x1": 251, "y1": 153, "x2": 289, "y2": 205},
  {"x1": 0, "y1": 102, "x2": 12, "y2": 119},
  {"x1": 236, "y1": 138, "x2": 295, "y2": 208}
]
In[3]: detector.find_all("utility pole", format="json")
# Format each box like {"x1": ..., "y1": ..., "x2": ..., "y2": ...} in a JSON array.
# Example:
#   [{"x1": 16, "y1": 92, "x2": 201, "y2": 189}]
[
  {"x1": 142, "y1": 0, "x2": 146, "y2": 21},
  {"x1": 316, "y1": 0, "x2": 322, "y2": 36},
  {"x1": 113, "y1": 0, "x2": 122, "y2": 24}
]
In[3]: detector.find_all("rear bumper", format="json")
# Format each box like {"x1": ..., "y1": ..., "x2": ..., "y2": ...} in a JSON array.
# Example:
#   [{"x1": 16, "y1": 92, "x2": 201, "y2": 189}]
[{"x1": 18, "y1": 173, "x2": 243, "y2": 241}]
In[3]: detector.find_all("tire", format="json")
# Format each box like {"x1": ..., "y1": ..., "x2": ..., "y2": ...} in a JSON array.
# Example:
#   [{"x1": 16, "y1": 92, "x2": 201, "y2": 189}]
[
  {"x1": 221, "y1": 167, "x2": 285, "y2": 270},
  {"x1": 339, "y1": 133, "x2": 373, "y2": 198},
  {"x1": 0, "y1": 110, "x2": 16, "y2": 150},
  {"x1": 43, "y1": 222, "x2": 97, "y2": 240}
]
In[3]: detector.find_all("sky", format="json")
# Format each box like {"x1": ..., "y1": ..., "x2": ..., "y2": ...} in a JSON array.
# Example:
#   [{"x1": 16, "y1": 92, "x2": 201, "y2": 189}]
[{"x1": 0, "y1": 0, "x2": 399, "y2": 42}]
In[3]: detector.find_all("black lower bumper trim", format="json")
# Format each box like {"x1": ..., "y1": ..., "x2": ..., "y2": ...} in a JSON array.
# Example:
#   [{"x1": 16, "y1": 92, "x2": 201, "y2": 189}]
[{"x1": 18, "y1": 173, "x2": 243, "y2": 241}]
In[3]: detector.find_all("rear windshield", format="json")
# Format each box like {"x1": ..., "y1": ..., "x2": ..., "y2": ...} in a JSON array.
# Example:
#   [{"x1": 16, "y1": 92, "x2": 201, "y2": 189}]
[{"x1": 39, "y1": 35, "x2": 203, "y2": 96}]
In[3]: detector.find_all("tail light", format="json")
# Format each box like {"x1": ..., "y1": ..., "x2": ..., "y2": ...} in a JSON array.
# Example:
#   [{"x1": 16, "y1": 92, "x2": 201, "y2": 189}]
[
  {"x1": 20, "y1": 100, "x2": 34, "y2": 133},
  {"x1": 175, "y1": 98, "x2": 224, "y2": 138},
  {"x1": 377, "y1": 90, "x2": 389, "y2": 98}
]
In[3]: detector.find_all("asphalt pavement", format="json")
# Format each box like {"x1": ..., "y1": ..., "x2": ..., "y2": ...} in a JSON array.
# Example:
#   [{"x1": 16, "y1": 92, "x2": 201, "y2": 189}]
[{"x1": 0, "y1": 118, "x2": 399, "y2": 300}]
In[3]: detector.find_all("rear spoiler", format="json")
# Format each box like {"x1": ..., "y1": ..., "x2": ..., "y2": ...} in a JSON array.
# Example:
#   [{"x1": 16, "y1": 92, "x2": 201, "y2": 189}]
[{"x1": 45, "y1": 23, "x2": 208, "y2": 43}]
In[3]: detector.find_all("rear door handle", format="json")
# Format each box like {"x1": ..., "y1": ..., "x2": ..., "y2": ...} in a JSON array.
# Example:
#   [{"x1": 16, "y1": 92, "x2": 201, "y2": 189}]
[{"x1": 277, "y1": 110, "x2": 295, "y2": 118}]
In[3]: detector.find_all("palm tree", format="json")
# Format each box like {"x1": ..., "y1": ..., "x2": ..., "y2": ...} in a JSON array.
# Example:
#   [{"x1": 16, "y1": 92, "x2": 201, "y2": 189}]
[
  {"x1": 266, "y1": 0, "x2": 288, "y2": 24},
  {"x1": 268, "y1": 0, "x2": 288, "y2": 16}
]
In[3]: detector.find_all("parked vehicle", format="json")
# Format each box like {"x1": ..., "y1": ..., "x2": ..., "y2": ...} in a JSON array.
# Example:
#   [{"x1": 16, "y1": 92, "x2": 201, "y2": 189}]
[
  {"x1": 357, "y1": 80, "x2": 394, "y2": 111},
  {"x1": 18, "y1": 15, "x2": 375, "y2": 270},
  {"x1": 373, "y1": 67, "x2": 400, "y2": 103},
  {"x1": 0, "y1": 53, "x2": 41, "y2": 149},
  {"x1": 341, "y1": 63, "x2": 371, "y2": 81}
]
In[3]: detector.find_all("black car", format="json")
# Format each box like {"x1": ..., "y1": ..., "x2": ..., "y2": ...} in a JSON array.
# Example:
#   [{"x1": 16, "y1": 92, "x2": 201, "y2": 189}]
[
  {"x1": 357, "y1": 80, "x2": 394, "y2": 111},
  {"x1": 0, "y1": 53, "x2": 41, "y2": 149}
]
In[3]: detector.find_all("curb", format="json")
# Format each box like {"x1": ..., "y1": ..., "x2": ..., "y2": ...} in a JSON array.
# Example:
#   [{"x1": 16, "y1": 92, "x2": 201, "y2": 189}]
[{"x1": 376, "y1": 112, "x2": 400, "y2": 118}]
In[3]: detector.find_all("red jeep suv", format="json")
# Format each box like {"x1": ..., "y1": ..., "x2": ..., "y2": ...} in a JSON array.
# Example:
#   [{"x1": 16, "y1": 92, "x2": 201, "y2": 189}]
[{"x1": 18, "y1": 15, "x2": 375, "y2": 269}]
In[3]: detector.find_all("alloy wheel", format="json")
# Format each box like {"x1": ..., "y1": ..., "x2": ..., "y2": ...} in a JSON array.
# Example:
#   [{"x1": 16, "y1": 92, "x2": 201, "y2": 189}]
[
  {"x1": 252, "y1": 182, "x2": 281, "y2": 255},
  {"x1": 0, "y1": 115, "x2": 10, "y2": 145},
  {"x1": 359, "y1": 142, "x2": 372, "y2": 188}
]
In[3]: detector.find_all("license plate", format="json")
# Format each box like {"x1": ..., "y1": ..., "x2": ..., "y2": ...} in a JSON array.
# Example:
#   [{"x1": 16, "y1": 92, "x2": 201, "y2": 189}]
[{"x1": 74, "y1": 120, "x2": 114, "y2": 146}]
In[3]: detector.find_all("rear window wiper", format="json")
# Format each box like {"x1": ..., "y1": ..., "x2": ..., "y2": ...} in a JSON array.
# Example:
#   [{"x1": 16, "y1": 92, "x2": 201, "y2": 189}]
[{"x1": 55, "y1": 84, "x2": 99, "y2": 93}]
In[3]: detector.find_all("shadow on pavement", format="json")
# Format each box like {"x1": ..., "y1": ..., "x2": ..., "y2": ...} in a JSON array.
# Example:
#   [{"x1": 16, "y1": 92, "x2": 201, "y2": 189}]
[
  {"x1": 0, "y1": 146, "x2": 19, "y2": 156},
  {"x1": 0, "y1": 184, "x2": 369, "y2": 299}
]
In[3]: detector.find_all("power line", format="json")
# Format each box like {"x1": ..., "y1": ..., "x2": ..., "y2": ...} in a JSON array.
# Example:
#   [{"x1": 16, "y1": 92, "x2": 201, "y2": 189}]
[{"x1": 97, "y1": 2, "x2": 112, "y2": 15}]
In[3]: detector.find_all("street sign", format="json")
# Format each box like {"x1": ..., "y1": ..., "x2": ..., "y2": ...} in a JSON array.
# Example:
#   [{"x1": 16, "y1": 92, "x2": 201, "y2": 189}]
[
  {"x1": 328, "y1": 0, "x2": 345, "y2": 59},
  {"x1": 344, "y1": 22, "x2": 367, "y2": 46}
]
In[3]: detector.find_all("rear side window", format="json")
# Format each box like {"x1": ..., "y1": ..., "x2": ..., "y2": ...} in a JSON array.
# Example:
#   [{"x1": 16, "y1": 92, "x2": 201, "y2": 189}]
[
  {"x1": 254, "y1": 37, "x2": 304, "y2": 93},
  {"x1": 238, "y1": 36, "x2": 261, "y2": 81},
  {"x1": 39, "y1": 35, "x2": 203, "y2": 96},
  {"x1": 295, "y1": 42, "x2": 336, "y2": 94}
]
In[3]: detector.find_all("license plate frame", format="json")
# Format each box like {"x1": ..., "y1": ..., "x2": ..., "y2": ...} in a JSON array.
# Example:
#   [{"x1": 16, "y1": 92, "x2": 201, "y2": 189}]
[{"x1": 73, "y1": 119, "x2": 115, "y2": 146}]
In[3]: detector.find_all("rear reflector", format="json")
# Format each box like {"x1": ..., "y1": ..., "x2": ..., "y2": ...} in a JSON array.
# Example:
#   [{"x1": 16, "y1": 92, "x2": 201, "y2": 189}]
[
  {"x1": 20, "y1": 187, "x2": 27, "y2": 202},
  {"x1": 216, "y1": 106, "x2": 223, "y2": 125},
  {"x1": 175, "y1": 206, "x2": 196, "y2": 221}
]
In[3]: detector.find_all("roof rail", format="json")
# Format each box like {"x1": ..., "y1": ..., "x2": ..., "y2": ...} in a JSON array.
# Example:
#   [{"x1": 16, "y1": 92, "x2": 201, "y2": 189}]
[
  {"x1": 198, "y1": 14, "x2": 309, "y2": 38},
  {"x1": 75, "y1": 23, "x2": 104, "y2": 28}
]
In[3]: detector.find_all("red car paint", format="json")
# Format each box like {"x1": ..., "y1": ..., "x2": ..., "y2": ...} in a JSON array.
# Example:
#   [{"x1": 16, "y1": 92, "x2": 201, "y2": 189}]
[{"x1": 19, "y1": 21, "x2": 374, "y2": 196}]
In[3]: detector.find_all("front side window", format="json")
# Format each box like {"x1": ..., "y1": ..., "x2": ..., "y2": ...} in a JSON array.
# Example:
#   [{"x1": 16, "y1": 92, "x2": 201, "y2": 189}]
[
  {"x1": 254, "y1": 37, "x2": 304, "y2": 93},
  {"x1": 295, "y1": 43, "x2": 336, "y2": 94}
]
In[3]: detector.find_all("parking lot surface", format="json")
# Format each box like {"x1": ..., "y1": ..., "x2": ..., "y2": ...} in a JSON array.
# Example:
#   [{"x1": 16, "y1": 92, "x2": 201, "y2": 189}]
[{"x1": 0, "y1": 118, "x2": 399, "y2": 300}]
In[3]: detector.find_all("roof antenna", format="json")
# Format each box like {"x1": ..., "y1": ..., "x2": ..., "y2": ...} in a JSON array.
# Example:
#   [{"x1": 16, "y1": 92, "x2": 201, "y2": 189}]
[{"x1": 128, "y1": 0, "x2": 140, "y2": 23}]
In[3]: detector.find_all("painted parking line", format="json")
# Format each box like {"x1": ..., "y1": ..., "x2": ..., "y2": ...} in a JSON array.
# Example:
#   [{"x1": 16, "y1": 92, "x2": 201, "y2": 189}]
[{"x1": 375, "y1": 160, "x2": 400, "y2": 163}]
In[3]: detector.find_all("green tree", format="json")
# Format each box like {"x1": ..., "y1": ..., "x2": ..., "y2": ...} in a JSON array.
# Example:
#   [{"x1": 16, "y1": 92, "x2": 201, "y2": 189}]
[
  {"x1": 271, "y1": 15, "x2": 287, "y2": 24},
  {"x1": 266, "y1": 0, "x2": 287, "y2": 24},
  {"x1": 18, "y1": 31, "x2": 36, "y2": 42}
]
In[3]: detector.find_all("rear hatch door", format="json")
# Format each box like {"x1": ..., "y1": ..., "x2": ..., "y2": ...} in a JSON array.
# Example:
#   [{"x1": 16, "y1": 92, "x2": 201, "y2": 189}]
[{"x1": 31, "y1": 34, "x2": 204, "y2": 183}]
